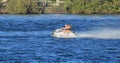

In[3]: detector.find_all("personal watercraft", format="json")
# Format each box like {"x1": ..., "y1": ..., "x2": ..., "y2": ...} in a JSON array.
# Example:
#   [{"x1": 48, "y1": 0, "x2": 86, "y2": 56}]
[{"x1": 52, "y1": 28, "x2": 77, "y2": 38}]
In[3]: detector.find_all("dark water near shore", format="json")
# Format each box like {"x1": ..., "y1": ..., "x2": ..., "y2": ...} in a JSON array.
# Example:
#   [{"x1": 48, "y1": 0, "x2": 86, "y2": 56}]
[{"x1": 0, "y1": 14, "x2": 120, "y2": 63}]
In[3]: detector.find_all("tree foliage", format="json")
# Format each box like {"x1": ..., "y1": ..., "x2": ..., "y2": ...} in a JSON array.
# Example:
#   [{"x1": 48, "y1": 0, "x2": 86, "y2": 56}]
[
  {"x1": 65, "y1": 0, "x2": 120, "y2": 14},
  {"x1": 1, "y1": 0, "x2": 120, "y2": 14},
  {"x1": 6, "y1": 0, "x2": 41, "y2": 14}
]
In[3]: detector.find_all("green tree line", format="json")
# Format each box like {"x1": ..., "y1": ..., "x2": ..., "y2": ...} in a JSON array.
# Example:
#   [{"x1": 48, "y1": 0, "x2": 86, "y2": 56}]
[
  {"x1": 0, "y1": 0, "x2": 43, "y2": 14},
  {"x1": 0, "y1": 0, "x2": 120, "y2": 14},
  {"x1": 65, "y1": 0, "x2": 120, "y2": 14},
  {"x1": 6, "y1": 0, "x2": 40, "y2": 14}
]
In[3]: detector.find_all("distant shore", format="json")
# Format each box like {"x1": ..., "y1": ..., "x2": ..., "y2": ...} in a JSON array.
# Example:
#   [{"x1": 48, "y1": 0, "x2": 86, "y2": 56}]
[
  {"x1": 1, "y1": 0, "x2": 120, "y2": 14},
  {"x1": 0, "y1": 12, "x2": 120, "y2": 14}
]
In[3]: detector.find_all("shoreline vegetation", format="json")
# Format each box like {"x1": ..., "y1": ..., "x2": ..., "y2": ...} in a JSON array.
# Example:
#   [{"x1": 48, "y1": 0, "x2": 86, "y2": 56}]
[{"x1": 0, "y1": 0, "x2": 120, "y2": 14}]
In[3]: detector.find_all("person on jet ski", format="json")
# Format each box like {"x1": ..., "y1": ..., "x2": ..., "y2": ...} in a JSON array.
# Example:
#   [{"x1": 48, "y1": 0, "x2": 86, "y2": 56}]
[{"x1": 62, "y1": 24, "x2": 72, "y2": 34}]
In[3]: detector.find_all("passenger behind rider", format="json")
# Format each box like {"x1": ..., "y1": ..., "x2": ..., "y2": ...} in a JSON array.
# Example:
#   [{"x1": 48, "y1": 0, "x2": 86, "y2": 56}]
[{"x1": 62, "y1": 24, "x2": 72, "y2": 34}]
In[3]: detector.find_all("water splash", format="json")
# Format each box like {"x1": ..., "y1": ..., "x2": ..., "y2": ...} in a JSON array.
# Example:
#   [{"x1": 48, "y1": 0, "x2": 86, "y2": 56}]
[{"x1": 77, "y1": 29, "x2": 120, "y2": 39}]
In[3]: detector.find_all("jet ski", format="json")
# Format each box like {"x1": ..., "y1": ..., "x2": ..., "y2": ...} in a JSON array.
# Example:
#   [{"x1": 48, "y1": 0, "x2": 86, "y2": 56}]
[{"x1": 52, "y1": 28, "x2": 77, "y2": 38}]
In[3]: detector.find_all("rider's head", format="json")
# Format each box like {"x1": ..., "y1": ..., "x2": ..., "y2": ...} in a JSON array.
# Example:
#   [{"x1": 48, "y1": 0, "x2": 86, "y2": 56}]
[{"x1": 64, "y1": 24, "x2": 71, "y2": 29}]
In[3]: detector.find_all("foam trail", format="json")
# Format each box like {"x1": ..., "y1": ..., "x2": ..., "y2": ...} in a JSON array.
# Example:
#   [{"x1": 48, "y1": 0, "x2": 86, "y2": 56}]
[{"x1": 77, "y1": 29, "x2": 120, "y2": 39}]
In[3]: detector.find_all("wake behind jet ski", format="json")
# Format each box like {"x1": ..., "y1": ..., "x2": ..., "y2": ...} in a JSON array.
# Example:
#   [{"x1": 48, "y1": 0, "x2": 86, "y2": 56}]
[{"x1": 52, "y1": 24, "x2": 78, "y2": 38}]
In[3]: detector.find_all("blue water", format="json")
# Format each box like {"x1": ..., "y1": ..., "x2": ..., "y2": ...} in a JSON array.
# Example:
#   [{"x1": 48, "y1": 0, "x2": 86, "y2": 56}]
[{"x1": 0, "y1": 14, "x2": 120, "y2": 63}]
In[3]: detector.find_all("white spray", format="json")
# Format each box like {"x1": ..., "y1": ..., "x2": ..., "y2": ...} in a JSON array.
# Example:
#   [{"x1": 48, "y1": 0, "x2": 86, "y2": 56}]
[{"x1": 76, "y1": 29, "x2": 120, "y2": 39}]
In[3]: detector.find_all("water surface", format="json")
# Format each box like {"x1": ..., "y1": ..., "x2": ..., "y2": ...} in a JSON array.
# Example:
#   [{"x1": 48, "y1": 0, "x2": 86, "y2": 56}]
[{"x1": 0, "y1": 14, "x2": 120, "y2": 63}]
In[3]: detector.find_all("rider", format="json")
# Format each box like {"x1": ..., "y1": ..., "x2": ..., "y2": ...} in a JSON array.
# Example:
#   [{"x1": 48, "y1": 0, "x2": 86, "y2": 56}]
[{"x1": 62, "y1": 24, "x2": 72, "y2": 34}]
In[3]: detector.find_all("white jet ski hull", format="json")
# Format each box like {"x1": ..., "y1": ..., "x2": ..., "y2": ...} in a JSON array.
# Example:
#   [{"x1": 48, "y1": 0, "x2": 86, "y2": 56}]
[{"x1": 52, "y1": 29, "x2": 77, "y2": 38}]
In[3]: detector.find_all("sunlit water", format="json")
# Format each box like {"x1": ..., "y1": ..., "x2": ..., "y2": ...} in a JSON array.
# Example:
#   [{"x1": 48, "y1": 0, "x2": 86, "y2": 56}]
[{"x1": 0, "y1": 14, "x2": 120, "y2": 63}]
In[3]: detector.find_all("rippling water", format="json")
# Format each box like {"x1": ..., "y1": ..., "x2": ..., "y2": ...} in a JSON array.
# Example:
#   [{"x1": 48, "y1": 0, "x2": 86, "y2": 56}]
[{"x1": 0, "y1": 14, "x2": 120, "y2": 63}]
